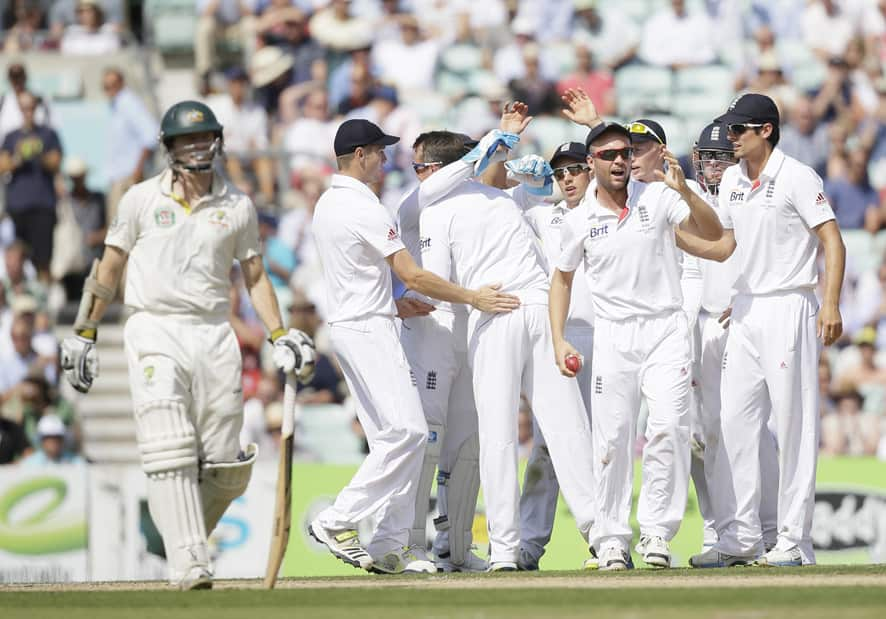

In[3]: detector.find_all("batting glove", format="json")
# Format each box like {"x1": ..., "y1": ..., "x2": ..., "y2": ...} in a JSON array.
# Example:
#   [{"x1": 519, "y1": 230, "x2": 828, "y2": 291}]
[
  {"x1": 61, "y1": 334, "x2": 99, "y2": 394},
  {"x1": 461, "y1": 129, "x2": 520, "y2": 175},
  {"x1": 505, "y1": 155, "x2": 554, "y2": 196},
  {"x1": 271, "y1": 328, "x2": 316, "y2": 384}
]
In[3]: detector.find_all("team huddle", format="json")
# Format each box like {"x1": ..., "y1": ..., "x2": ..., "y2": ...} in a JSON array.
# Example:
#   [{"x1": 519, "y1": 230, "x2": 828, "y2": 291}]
[
  {"x1": 309, "y1": 88, "x2": 845, "y2": 574},
  {"x1": 58, "y1": 86, "x2": 845, "y2": 588}
]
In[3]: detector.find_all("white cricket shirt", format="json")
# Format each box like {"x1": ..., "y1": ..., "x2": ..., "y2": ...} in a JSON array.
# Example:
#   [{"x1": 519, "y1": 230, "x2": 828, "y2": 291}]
[
  {"x1": 717, "y1": 148, "x2": 835, "y2": 296},
  {"x1": 419, "y1": 180, "x2": 550, "y2": 310},
  {"x1": 558, "y1": 179, "x2": 689, "y2": 322},
  {"x1": 105, "y1": 170, "x2": 259, "y2": 316},
  {"x1": 524, "y1": 199, "x2": 595, "y2": 329},
  {"x1": 312, "y1": 174, "x2": 406, "y2": 323},
  {"x1": 693, "y1": 186, "x2": 740, "y2": 314}
]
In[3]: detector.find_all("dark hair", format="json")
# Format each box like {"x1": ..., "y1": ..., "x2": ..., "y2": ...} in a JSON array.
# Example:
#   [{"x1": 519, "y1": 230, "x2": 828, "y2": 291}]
[
  {"x1": 413, "y1": 131, "x2": 468, "y2": 166},
  {"x1": 758, "y1": 123, "x2": 779, "y2": 147}
]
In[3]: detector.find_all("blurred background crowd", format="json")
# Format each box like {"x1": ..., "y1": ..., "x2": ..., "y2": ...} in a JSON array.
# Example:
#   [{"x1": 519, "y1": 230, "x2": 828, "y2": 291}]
[{"x1": 1, "y1": 0, "x2": 886, "y2": 468}]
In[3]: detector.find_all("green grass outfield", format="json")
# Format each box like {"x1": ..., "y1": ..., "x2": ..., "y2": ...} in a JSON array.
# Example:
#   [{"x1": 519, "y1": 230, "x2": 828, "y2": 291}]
[{"x1": 3, "y1": 565, "x2": 886, "y2": 619}]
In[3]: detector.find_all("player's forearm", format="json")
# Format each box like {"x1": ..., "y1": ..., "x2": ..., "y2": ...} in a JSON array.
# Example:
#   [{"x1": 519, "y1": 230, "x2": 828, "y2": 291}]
[
  {"x1": 549, "y1": 269, "x2": 573, "y2": 343},
  {"x1": 405, "y1": 269, "x2": 474, "y2": 306},
  {"x1": 86, "y1": 247, "x2": 127, "y2": 324},
  {"x1": 244, "y1": 269, "x2": 285, "y2": 335},
  {"x1": 675, "y1": 228, "x2": 735, "y2": 262},
  {"x1": 680, "y1": 187, "x2": 723, "y2": 241},
  {"x1": 417, "y1": 159, "x2": 474, "y2": 209},
  {"x1": 819, "y1": 222, "x2": 846, "y2": 310}
]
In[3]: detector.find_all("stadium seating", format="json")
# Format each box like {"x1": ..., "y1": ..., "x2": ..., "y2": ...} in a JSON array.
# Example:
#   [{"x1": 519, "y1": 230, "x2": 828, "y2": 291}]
[
  {"x1": 52, "y1": 101, "x2": 113, "y2": 191},
  {"x1": 144, "y1": 0, "x2": 197, "y2": 53},
  {"x1": 614, "y1": 65, "x2": 674, "y2": 117}
]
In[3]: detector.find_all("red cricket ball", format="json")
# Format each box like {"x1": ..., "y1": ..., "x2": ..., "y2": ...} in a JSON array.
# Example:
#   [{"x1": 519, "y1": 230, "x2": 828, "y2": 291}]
[{"x1": 565, "y1": 354, "x2": 582, "y2": 373}]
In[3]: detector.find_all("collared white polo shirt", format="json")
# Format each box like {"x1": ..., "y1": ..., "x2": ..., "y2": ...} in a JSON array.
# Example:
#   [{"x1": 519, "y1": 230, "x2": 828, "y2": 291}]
[
  {"x1": 312, "y1": 174, "x2": 405, "y2": 323},
  {"x1": 106, "y1": 169, "x2": 259, "y2": 316},
  {"x1": 526, "y1": 199, "x2": 595, "y2": 328},
  {"x1": 717, "y1": 148, "x2": 835, "y2": 296},
  {"x1": 559, "y1": 179, "x2": 689, "y2": 322}
]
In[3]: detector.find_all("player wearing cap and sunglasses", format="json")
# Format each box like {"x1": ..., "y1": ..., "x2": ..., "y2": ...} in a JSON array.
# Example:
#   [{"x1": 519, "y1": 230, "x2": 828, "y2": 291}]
[
  {"x1": 685, "y1": 94, "x2": 845, "y2": 568},
  {"x1": 309, "y1": 119, "x2": 520, "y2": 574},
  {"x1": 553, "y1": 89, "x2": 723, "y2": 570},
  {"x1": 513, "y1": 140, "x2": 597, "y2": 571}
]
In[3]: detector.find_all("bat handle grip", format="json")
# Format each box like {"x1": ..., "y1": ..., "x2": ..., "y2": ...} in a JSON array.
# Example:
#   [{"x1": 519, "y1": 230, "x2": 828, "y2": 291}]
[{"x1": 282, "y1": 374, "x2": 297, "y2": 437}]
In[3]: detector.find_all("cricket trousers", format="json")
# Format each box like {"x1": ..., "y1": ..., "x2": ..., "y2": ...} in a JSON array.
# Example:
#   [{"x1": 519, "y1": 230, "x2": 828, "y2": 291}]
[
  {"x1": 695, "y1": 310, "x2": 779, "y2": 549},
  {"x1": 519, "y1": 326, "x2": 594, "y2": 564},
  {"x1": 318, "y1": 316, "x2": 429, "y2": 556},
  {"x1": 714, "y1": 290, "x2": 820, "y2": 563},
  {"x1": 469, "y1": 303, "x2": 596, "y2": 564},
  {"x1": 590, "y1": 310, "x2": 691, "y2": 553}
]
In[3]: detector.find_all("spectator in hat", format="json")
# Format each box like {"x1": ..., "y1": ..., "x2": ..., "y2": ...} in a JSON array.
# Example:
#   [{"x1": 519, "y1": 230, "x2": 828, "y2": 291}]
[
  {"x1": 256, "y1": 1, "x2": 325, "y2": 84},
  {"x1": 0, "y1": 63, "x2": 52, "y2": 143},
  {"x1": 308, "y1": 0, "x2": 373, "y2": 56},
  {"x1": 195, "y1": 0, "x2": 257, "y2": 82},
  {"x1": 60, "y1": 0, "x2": 121, "y2": 56},
  {"x1": 57, "y1": 157, "x2": 107, "y2": 301},
  {"x1": 638, "y1": 0, "x2": 716, "y2": 69},
  {"x1": 493, "y1": 15, "x2": 558, "y2": 85},
  {"x1": 21, "y1": 414, "x2": 83, "y2": 466},
  {"x1": 251, "y1": 45, "x2": 297, "y2": 119},
  {"x1": 207, "y1": 67, "x2": 276, "y2": 204},
  {"x1": 0, "y1": 93, "x2": 62, "y2": 283},
  {"x1": 372, "y1": 15, "x2": 440, "y2": 95}
]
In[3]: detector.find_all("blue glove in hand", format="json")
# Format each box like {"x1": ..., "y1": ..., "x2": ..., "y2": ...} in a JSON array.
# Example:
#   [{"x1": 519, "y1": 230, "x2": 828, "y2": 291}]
[
  {"x1": 461, "y1": 129, "x2": 520, "y2": 175},
  {"x1": 505, "y1": 155, "x2": 554, "y2": 196}
]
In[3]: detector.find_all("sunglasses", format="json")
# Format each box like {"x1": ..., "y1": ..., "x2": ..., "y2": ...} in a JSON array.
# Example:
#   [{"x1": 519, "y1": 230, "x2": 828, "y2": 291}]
[
  {"x1": 699, "y1": 151, "x2": 735, "y2": 162},
  {"x1": 593, "y1": 147, "x2": 633, "y2": 161},
  {"x1": 552, "y1": 163, "x2": 590, "y2": 179},
  {"x1": 727, "y1": 123, "x2": 765, "y2": 135},
  {"x1": 627, "y1": 122, "x2": 664, "y2": 144},
  {"x1": 412, "y1": 161, "x2": 442, "y2": 173}
]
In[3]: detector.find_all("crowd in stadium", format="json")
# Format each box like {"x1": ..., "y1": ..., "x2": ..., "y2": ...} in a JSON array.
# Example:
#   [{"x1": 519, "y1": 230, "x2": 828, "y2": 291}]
[{"x1": 2, "y1": 0, "x2": 886, "y2": 465}]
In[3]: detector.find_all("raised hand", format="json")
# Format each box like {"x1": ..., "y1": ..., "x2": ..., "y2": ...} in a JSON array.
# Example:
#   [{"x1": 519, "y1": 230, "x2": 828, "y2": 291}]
[
  {"x1": 500, "y1": 101, "x2": 533, "y2": 135},
  {"x1": 553, "y1": 338, "x2": 581, "y2": 378},
  {"x1": 654, "y1": 150, "x2": 688, "y2": 193},
  {"x1": 561, "y1": 88, "x2": 601, "y2": 128}
]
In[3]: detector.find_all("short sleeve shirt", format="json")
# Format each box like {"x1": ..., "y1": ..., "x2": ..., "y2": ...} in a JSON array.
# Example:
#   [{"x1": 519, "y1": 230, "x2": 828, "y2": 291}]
[
  {"x1": 312, "y1": 174, "x2": 405, "y2": 323},
  {"x1": 559, "y1": 179, "x2": 689, "y2": 321},
  {"x1": 1, "y1": 125, "x2": 62, "y2": 211},
  {"x1": 717, "y1": 148, "x2": 836, "y2": 295},
  {"x1": 105, "y1": 170, "x2": 260, "y2": 315}
]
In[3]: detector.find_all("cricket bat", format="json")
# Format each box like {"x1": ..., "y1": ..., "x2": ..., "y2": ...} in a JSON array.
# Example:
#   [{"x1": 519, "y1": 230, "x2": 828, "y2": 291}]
[{"x1": 263, "y1": 374, "x2": 297, "y2": 589}]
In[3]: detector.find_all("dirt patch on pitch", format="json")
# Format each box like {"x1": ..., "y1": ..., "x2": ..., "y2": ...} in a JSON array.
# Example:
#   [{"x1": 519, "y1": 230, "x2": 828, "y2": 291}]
[{"x1": 5, "y1": 572, "x2": 886, "y2": 593}]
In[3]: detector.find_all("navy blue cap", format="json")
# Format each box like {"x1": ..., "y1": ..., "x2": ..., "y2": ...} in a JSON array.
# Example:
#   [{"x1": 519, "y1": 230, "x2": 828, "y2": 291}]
[
  {"x1": 696, "y1": 122, "x2": 733, "y2": 151},
  {"x1": 628, "y1": 119, "x2": 667, "y2": 145},
  {"x1": 225, "y1": 66, "x2": 249, "y2": 82},
  {"x1": 550, "y1": 141, "x2": 588, "y2": 165},
  {"x1": 715, "y1": 93, "x2": 780, "y2": 126},
  {"x1": 585, "y1": 122, "x2": 631, "y2": 148},
  {"x1": 334, "y1": 119, "x2": 400, "y2": 157}
]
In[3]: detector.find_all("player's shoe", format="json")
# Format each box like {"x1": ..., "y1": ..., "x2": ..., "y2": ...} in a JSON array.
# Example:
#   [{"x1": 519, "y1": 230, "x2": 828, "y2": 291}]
[
  {"x1": 308, "y1": 519, "x2": 373, "y2": 570},
  {"x1": 437, "y1": 548, "x2": 489, "y2": 573},
  {"x1": 487, "y1": 561, "x2": 518, "y2": 572},
  {"x1": 516, "y1": 547, "x2": 539, "y2": 571},
  {"x1": 178, "y1": 566, "x2": 213, "y2": 591},
  {"x1": 689, "y1": 547, "x2": 754, "y2": 568},
  {"x1": 755, "y1": 545, "x2": 802, "y2": 567},
  {"x1": 598, "y1": 545, "x2": 631, "y2": 571},
  {"x1": 370, "y1": 546, "x2": 436, "y2": 574},
  {"x1": 635, "y1": 535, "x2": 671, "y2": 568},
  {"x1": 582, "y1": 547, "x2": 599, "y2": 570}
]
